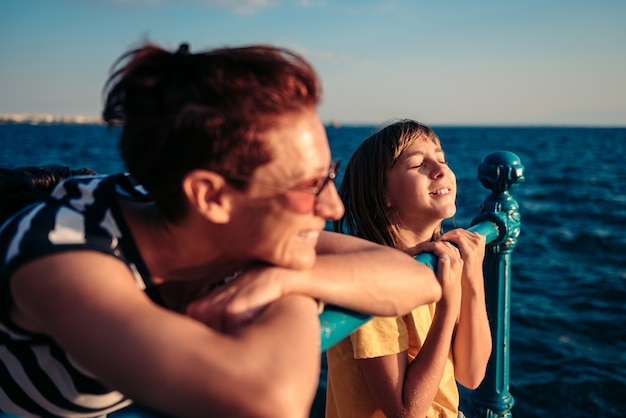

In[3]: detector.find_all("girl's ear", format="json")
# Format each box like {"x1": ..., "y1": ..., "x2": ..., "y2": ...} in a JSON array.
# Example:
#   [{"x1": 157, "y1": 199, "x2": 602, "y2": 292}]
[
  {"x1": 181, "y1": 170, "x2": 232, "y2": 224},
  {"x1": 384, "y1": 192, "x2": 392, "y2": 208}
]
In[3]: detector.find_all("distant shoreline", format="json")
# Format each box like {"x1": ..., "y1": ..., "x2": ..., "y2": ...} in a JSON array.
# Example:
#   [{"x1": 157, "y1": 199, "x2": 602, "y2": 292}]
[
  {"x1": 0, "y1": 113, "x2": 103, "y2": 125},
  {"x1": 1, "y1": 113, "x2": 624, "y2": 129}
]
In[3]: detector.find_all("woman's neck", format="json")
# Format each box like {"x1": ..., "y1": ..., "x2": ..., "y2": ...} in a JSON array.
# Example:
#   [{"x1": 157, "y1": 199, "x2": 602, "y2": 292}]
[{"x1": 121, "y1": 199, "x2": 247, "y2": 284}]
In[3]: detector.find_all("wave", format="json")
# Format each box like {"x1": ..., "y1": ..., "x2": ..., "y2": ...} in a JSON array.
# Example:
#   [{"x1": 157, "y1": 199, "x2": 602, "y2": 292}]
[{"x1": 511, "y1": 378, "x2": 626, "y2": 417}]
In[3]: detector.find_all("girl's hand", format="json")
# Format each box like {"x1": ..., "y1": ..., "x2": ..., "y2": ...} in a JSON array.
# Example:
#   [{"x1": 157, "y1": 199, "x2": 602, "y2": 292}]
[
  {"x1": 413, "y1": 241, "x2": 463, "y2": 310},
  {"x1": 439, "y1": 229, "x2": 486, "y2": 288}
]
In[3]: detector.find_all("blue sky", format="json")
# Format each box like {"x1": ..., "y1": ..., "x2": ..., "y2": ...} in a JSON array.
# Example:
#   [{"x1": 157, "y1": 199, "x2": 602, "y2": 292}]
[{"x1": 1, "y1": 0, "x2": 625, "y2": 126}]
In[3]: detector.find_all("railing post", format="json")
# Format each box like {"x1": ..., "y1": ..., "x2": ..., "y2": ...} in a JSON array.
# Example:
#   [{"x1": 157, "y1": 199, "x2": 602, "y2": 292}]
[{"x1": 467, "y1": 151, "x2": 525, "y2": 418}]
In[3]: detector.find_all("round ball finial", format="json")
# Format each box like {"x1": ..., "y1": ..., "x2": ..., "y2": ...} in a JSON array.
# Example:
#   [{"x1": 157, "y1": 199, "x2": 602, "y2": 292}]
[{"x1": 477, "y1": 151, "x2": 525, "y2": 194}]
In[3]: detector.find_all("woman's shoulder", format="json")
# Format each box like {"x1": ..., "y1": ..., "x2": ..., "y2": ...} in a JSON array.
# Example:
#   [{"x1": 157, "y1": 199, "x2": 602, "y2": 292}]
[{"x1": 0, "y1": 173, "x2": 134, "y2": 275}]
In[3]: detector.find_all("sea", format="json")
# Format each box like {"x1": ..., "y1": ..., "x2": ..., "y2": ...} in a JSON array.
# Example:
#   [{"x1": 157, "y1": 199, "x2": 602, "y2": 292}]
[{"x1": 1, "y1": 123, "x2": 625, "y2": 417}]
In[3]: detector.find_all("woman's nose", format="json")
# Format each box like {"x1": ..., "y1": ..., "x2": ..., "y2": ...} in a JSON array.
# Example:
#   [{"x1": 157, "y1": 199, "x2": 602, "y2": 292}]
[{"x1": 315, "y1": 182, "x2": 345, "y2": 220}]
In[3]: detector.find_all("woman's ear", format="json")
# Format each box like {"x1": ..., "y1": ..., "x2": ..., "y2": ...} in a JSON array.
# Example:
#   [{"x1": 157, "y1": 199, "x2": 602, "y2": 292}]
[{"x1": 181, "y1": 170, "x2": 232, "y2": 224}]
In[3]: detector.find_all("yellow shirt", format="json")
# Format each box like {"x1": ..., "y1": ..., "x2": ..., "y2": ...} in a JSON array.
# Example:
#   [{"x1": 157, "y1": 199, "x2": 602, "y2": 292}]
[{"x1": 325, "y1": 303, "x2": 459, "y2": 418}]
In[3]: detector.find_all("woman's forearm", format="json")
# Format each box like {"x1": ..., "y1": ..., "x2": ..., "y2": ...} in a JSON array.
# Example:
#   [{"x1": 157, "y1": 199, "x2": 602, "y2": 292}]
[{"x1": 286, "y1": 232, "x2": 441, "y2": 316}]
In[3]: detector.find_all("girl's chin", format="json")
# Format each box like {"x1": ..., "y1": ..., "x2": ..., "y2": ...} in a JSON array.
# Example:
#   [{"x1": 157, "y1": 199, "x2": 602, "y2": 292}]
[{"x1": 444, "y1": 206, "x2": 458, "y2": 218}]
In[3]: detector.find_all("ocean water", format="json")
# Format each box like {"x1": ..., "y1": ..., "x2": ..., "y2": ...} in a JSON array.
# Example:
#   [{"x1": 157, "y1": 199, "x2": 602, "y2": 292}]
[{"x1": 1, "y1": 123, "x2": 625, "y2": 417}]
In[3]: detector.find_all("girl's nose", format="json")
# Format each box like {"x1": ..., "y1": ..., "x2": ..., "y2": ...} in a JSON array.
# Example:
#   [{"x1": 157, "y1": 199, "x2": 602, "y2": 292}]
[{"x1": 430, "y1": 160, "x2": 448, "y2": 179}]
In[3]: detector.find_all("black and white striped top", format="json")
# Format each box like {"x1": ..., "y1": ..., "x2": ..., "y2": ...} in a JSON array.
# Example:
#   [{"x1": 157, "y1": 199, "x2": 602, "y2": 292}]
[{"x1": 0, "y1": 174, "x2": 162, "y2": 417}]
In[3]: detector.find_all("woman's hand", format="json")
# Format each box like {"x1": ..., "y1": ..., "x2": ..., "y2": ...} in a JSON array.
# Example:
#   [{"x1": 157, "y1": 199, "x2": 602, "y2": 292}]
[{"x1": 185, "y1": 265, "x2": 301, "y2": 333}]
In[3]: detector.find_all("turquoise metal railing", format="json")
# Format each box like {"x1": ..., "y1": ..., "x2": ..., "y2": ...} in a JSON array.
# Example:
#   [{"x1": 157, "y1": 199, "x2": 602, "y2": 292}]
[
  {"x1": 468, "y1": 151, "x2": 524, "y2": 418},
  {"x1": 318, "y1": 150, "x2": 524, "y2": 418}
]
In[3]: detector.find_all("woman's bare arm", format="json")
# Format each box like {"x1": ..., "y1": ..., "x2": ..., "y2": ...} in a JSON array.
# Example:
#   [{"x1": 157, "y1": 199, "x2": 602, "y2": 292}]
[
  {"x1": 10, "y1": 252, "x2": 321, "y2": 418},
  {"x1": 186, "y1": 231, "x2": 441, "y2": 326}
]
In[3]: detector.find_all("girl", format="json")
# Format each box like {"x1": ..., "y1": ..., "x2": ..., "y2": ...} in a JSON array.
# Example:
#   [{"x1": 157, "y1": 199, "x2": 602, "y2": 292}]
[{"x1": 326, "y1": 119, "x2": 492, "y2": 418}]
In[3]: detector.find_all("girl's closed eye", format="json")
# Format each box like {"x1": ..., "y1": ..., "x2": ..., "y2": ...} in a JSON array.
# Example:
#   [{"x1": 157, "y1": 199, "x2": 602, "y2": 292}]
[
  {"x1": 435, "y1": 151, "x2": 448, "y2": 165},
  {"x1": 405, "y1": 156, "x2": 424, "y2": 169}
]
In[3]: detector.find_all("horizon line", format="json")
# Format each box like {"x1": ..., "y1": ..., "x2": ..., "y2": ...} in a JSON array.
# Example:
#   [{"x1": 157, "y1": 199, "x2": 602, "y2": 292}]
[{"x1": 1, "y1": 113, "x2": 625, "y2": 129}]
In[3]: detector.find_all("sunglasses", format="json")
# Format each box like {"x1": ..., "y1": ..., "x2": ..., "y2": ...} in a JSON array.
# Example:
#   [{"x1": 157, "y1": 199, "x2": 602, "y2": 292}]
[{"x1": 224, "y1": 160, "x2": 341, "y2": 204}]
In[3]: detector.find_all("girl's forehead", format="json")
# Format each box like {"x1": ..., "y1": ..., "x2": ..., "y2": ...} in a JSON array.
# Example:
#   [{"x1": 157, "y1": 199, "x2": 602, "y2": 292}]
[{"x1": 399, "y1": 139, "x2": 444, "y2": 156}]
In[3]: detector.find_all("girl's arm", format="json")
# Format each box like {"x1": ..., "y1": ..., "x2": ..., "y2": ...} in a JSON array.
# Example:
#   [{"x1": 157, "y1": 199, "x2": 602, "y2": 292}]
[
  {"x1": 440, "y1": 228, "x2": 492, "y2": 388},
  {"x1": 357, "y1": 244, "x2": 463, "y2": 418}
]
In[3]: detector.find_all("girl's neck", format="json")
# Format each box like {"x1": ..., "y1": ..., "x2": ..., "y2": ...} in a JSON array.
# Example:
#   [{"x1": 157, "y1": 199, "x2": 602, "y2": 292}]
[{"x1": 396, "y1": 222, "x2": 439, "y2": 247}]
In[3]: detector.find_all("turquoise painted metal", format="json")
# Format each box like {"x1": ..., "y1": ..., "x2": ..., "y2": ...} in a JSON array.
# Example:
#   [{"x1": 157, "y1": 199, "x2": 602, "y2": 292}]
[{"x1": 467, "y1": 151, "x2": 524, "y2": 418}]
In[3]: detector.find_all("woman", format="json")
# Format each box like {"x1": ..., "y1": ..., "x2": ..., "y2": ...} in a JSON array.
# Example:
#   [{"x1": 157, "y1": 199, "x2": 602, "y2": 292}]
[
  {"x1": 0, "y1": 46, "x2": 440, "y2": 418},
  {"x1": 326, "y1": 120, "x2": 492, "y2": 418}
]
